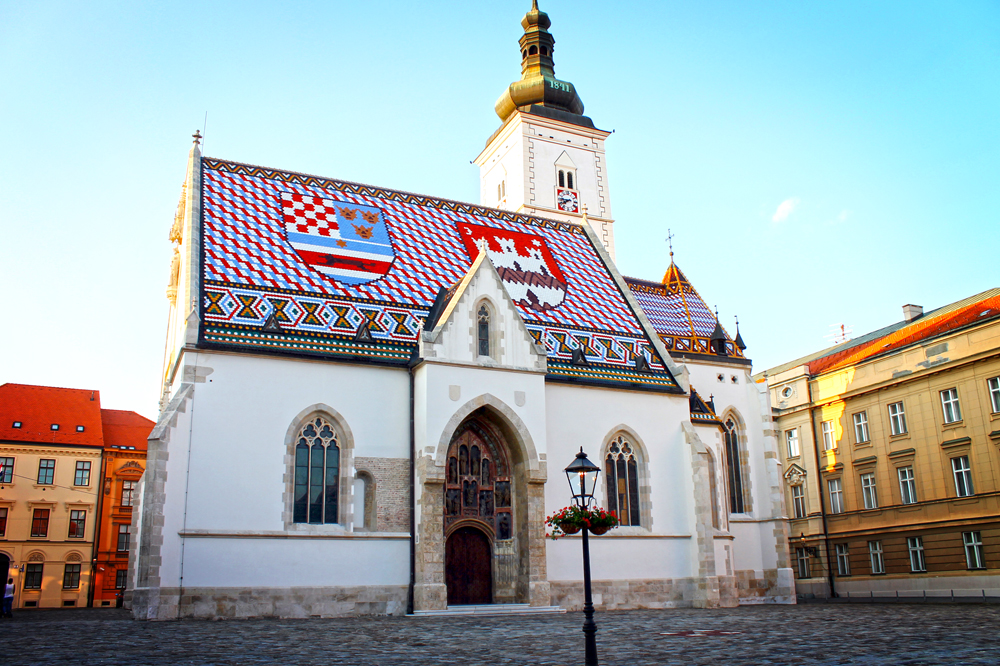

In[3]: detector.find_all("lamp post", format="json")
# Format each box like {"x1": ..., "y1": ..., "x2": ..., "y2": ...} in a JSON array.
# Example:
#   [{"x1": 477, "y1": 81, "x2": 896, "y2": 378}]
[{"x1": 564, "y1": 447, "x2": 601, "y2": 666}]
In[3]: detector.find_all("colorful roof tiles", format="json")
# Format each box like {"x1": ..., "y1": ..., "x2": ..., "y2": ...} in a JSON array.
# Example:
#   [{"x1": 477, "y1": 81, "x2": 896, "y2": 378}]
[
  {"x1": 624, "y1": 263, "x2": 746, "y2": 362},
  {"x1": 199, "y1": 158, "x2": 680, "y2": 392}
]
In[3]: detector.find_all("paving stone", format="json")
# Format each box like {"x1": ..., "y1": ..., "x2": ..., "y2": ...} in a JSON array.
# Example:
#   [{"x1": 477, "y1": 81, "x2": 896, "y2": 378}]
[{"x1": 0, "y1": 603, "x2": 997, "y2": 665}]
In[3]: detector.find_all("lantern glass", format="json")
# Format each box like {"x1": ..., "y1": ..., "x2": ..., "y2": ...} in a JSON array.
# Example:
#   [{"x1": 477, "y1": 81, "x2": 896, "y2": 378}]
[{"x1": 564, "y1": 448, "x2": 601, "y2": 508}]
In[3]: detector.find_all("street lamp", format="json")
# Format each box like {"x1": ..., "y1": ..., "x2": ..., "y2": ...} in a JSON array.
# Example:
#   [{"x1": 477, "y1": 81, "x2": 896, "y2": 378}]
[{"x1": 564, "y1": 447, "x2": 601, "y2": 666}]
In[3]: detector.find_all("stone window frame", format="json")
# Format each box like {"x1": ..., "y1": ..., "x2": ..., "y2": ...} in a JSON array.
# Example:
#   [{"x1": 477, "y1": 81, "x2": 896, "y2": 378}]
[
  {"x1": 907, "y1": 536, "x2": 927, "y2": 572},
  {"x1": 721, "y1": 409, "x2": 753, "y2": 516},
  {"x1": 939, "y1": 387, "x2": 962, "y2": 425},
  {"x1": 868, "y1": 540, "x2": 885, "y2": 574},
  {"x1": 835, "y1": 543, "x2": 851, "y2": 576},
  {"x1": 472, "y1": 297, "x2": 502, "y2": 363},
  {"x1": 282, "y1": 404, "x2": 356, "y2": 533},
  {"x1": 352, "y1": 468, "x2": 377, "y2": 532},
  {"x1": 598, "y1": 425, "x2": 652, "y2": 532},
  {"x1": 790, "y1": 483, "x2": 806, "y2": 519}
]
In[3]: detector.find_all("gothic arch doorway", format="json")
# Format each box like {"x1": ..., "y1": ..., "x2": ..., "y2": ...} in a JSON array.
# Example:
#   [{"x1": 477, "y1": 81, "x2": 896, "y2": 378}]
[
  {"x1": 443, "y1": 418, "x2": 514, "y2": 605},
  {"x1": 446, "y1": 526, "x2": 492, "y2": 605}
]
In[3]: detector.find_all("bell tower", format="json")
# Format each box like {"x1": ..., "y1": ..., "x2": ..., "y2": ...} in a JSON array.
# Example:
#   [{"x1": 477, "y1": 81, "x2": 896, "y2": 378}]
[{"x1": 473, "y1": 1, "x2": 617, "y2": 260}]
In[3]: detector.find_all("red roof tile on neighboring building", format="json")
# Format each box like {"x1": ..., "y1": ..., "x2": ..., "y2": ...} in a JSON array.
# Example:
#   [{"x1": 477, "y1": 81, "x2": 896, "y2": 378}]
[
  {"x1": 808, "y1": 293, "x2": 1000, "y2": 376},
  {"x1": 100, "y1": 409, "x2": 154, "y2": 451},
  {"x1": 0, "y1": 383, "x2": 105, "y2": 447}
]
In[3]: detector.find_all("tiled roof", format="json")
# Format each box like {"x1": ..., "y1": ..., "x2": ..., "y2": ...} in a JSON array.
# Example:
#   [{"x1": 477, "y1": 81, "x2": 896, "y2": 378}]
[
  {"x1": 0, "y1": 383, "x2": 105, "y2": 447},
  {"x1": 100, "y1": 409, "x2": 154, "y2": 451},
  {"x1": 808, "y1": 290, "x2": 1000, "y2": 375},
  {"x1": 624, "y1": 263, "x2": 745, "y2": 360},
  {"x1": 689, "y1": 387, "x2": 723, "y2": 427},
  {"x1": 199, "y1": 159, "x2": 680, "y2": 392}
]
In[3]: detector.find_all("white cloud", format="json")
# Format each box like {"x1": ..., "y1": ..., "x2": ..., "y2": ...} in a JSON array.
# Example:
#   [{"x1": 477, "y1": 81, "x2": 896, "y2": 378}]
[{"x1": 771, "y1": 197, "x2": 800, "y2": 223}]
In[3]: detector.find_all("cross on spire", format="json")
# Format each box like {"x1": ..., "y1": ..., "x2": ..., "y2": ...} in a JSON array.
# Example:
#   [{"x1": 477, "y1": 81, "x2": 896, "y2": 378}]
[
  {"x1": 666, "y1": 229, "x2": 675, "y2": 260},
  {"x1": 192, "y1": 129, "x2": 202, "y2": 145}
]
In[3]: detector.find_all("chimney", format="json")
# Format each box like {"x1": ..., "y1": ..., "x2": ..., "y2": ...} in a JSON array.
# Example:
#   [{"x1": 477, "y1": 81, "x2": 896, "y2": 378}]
[{"x1": 902, "y1": 304, "x2": 923, "y2": 322}]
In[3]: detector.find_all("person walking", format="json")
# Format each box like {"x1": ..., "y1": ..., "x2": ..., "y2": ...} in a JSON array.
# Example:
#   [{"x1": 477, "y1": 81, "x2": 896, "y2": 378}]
[{"x1": 2, "y1": 577, "x2": 13, "y2": 618}]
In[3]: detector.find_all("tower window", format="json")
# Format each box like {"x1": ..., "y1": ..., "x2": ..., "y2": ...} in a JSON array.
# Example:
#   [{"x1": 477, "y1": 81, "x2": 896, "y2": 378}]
[
  {"x1": 567, "y1": 172, "x2": 574, "y2": 189},
  {"x1": 558, "y1": 170, "x2": 565, "y2": 187},
  {"x1": 528, "y1": 45, "x2": 537, "y2": 56},
  {"x1": 541, "y1": 47, "x2": 549, "y2": 56},
  {"x1": 478, "y1": 305, "x2": 491, "y2": 357},
  {"x1": 522, "y1": 49, "x2": 527, "y2": 59}
]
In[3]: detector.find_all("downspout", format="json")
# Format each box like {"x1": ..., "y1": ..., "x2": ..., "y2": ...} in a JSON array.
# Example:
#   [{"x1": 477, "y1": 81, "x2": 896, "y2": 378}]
[
  {"x1": 87, "y1": 453, "x2": 108, "y2": 608},
  {"x1": 406, "y1": 354, "x2": 419, "y2": 615},
  {"x1": 806, "y1": 379, "x2": 837, "y2": 599}
]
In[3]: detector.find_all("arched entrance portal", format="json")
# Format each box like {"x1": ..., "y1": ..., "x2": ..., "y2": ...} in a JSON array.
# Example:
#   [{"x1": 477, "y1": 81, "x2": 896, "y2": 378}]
[
  {"x1": 446, "y1": 526, "x2": 492, "y2": 605},
  {"x1": 443, "y1": 419, "x2": 515, "y2": 605}
]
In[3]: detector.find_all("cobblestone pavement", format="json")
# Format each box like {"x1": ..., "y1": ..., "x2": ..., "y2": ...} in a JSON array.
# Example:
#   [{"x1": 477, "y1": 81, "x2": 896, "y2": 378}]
[{"x1": 0, "y1": 603, "x2": 997, "y2": 666}]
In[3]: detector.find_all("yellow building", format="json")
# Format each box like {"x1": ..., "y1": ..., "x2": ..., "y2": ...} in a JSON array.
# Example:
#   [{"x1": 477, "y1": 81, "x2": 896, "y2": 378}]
[
  {"x1": 757, "y1": 289, "x2": 1000, "y2": 599},
  {"x1": 0, "y1": 385, "x2": 104, "y2": 608}
]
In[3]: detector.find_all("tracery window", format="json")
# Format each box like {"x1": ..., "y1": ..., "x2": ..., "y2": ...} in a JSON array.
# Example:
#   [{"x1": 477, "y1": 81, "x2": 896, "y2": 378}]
[
  {"x1": 293, "y1": 416, "x2": 341, "y2": 524},
  {"x1": 477, "y1": 305, "x2": 491, "y2": 357},
  {"x1": 724, "y1": 418, "x2": 746, "y2": 514},
  {"x1": 605, "y1": 435, "x2": 641, "y2": 526},
  {"x1": 444, "y1": 423, "x2": 512, "y2": 540}
]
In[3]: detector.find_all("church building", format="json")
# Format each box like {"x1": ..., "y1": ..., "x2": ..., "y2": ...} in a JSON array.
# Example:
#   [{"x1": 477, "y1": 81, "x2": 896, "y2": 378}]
[{"x1": 130, "y1": 2, "x2": 792, "y2": 620}]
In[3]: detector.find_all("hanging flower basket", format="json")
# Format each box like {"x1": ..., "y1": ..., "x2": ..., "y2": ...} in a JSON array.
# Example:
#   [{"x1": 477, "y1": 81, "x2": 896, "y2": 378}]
[{"x1": 545, "y1": 506, "x2": 619, "y2": 540}]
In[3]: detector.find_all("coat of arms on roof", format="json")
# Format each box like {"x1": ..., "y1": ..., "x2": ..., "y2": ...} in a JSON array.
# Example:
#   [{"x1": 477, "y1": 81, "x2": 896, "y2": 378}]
[
  {"x1": 280, "y1": 193, "x2": 396, "y2": 286},
  {"x1": 456, "y1": 221, "x2": 568, "y2": 312}
]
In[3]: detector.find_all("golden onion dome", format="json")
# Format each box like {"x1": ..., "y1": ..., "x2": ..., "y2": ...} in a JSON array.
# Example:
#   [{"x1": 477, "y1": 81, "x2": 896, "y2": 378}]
[{"x1": 494, "y1": 1, "x2": 585, "y2": 122}]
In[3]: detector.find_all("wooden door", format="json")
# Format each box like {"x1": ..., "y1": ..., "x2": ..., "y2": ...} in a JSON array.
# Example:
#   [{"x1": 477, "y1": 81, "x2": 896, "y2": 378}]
[{"x1": 446, "y1": 526, "x2": 492, "y2": 605}]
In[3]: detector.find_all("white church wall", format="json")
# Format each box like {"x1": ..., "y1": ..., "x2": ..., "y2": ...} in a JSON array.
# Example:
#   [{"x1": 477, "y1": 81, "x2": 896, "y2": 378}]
[
  {"x1": 478, "y1": 120, "x2": 525, "y2": 211},
  {"x1": 543, "y1": 383, "x2": 695, "y2": 582}
]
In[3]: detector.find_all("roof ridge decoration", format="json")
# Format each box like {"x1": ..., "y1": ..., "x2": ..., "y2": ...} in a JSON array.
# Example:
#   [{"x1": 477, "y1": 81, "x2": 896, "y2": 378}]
[
  {"x1": 808, "y1": 292, "x2": 1000, "y2": 376},
  {"x1": 689, "y1": 387, "x2": 723, "y2": 427},
  {"x1": 624, "y1": 261, "x2": 747, "y2": 362},
  {"x1": 198, "y1": 157, "x2": 681, "y2": 393}
]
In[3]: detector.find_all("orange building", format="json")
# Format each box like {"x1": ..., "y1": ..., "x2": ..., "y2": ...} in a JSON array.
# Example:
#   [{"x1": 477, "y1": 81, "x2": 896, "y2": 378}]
[
  {"x1": 91, "y1": 409, "x2": 151, "y2": 607},
  {"x1": 0, "y1": 384, "x2": 151, "y2": 609}
]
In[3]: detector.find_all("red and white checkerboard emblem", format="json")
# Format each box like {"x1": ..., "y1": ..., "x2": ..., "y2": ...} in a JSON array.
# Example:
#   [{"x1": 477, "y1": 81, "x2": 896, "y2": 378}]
[{"x1": 280, "y1": 193, "x2": 396, "y2": 286}]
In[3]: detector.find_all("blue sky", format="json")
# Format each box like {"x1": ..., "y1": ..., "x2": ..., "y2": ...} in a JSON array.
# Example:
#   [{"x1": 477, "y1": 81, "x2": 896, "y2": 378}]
[{"x1": 1, "y1": 1, "x2": 997, "y2": 418}]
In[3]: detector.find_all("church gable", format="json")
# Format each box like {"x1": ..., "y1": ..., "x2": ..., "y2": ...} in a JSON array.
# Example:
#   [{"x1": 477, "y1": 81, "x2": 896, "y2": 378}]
[
  {"x1": 420, "y1": 249, "x2": 546, "y2": 370},
  {"x1": 199, "y1": 158, "x2": 679, "y2": 392}
]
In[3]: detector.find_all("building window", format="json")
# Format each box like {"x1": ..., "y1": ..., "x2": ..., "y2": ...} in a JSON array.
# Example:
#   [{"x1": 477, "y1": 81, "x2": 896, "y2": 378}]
[
  {"x1": 820, "y1": 420, "x2": 836, "y2": 451},
  {"x1": 51, "y1": 424, "x2": 60, "y2": 431},
  {"x1": 828, "y1": 478, "x2": 844, "y2": 514},
  {"x1": 869, "y1": 541, "x2": 885, "y2": 574},
  {"x1": 477, "y1": 305, "x2": 491, "y2": 357},
  {"x1": 558, "y1": 170, "x2": 565, "y2": 187},
  {"x1": 74, "y1": 461, "x2": 91, "y2": 486},
  {"x1": 791, "y1": 484, "x2": 806, "y2": 519},
  {"x1": 567, "y1": 172, "x2": 574, "y2": 189},
  {"x1": 0, "y1": 457, "x2": 13, "y2": 484},
  {"x1": 0, "y1": 508, "x2": 6, "y2": 537},
  {"x1": 605, "y1": 435, "x2": 641, "y2": 526},
  {"x1": 724, "y1": 419, "x2": 746, "y2": 514},
  {"x1": 121, "y1": 481, "x2": 137, "y2": 507},
  {"x1": 963, "y1": 531, "x2": 985, "y2": 570},
  {"x1": 861, "y1": 473, "x2": 878, "y2": 509},
  {"x1": 115, "y1": 569, "x2": 128, "y2": 589},
  {"x1": 907, "y1": 536, "x2": 926, "y2": 572},
  {"x1": 785, "y1": 429, "x2": 800, "y2": 458},
  {"x1": 63, "y1": 564, "x2": 81, "y2": 590},
  {"x1": 24, "y1": 563, "x2": 43, "y2": 589},
  {"x1": 898, "y1": 466, "x2": 917, "y2": 504},
  {"x1": 117, "y1": 525, "x2": 131, "y2": 552},
  {"x1": 989, "y1": 377, "x2": 1000, "y2": 414},
  {"x1": 951, "y1": 456, "x2": 974, "y2": 497},
  {"x1": 68, "y1": 510, "x2": 86, "y2": 538},
  {"x1": 796, "y1": 547, "x2": 811, "y2": 579},
  {"x1": 11, "y1": 421, "x2": 21, "y2": 429},
  {"x1": 37, "y1": 459, "x2": 55, "y2": 485},
  {"x1": 852, "y1": 412, "x2": 869, "y2": 443},
  {"x1": 888, "y1": 402, "x2": 907, "y2": 435},
  {"x1": 939, "y1": 388, "x2": 962, "y2": 424},
  {"x1": 30, "y1": 509, "x2": 49, "y2": 537},
  {"x1": 836, "y1": 543, "x2": 851, "y2": 576},
  {"x1": 293, "y1": 416, "x2": 341, "y2": 524}
]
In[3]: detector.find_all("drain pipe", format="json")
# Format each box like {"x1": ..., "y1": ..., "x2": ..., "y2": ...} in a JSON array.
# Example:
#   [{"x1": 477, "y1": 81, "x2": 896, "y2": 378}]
[
  {"x1": 806, "y1": 380, "x2": 837, "y2": 599},
  {"x1": 406, "y1": 353, "x2": 420, "y2": 615}
]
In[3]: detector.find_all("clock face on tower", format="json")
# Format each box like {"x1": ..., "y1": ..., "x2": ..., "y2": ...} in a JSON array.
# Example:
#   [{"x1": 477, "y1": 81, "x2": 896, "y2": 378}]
[{"x1": 556, "y1": 188, "x2": 579, "y2": 213}]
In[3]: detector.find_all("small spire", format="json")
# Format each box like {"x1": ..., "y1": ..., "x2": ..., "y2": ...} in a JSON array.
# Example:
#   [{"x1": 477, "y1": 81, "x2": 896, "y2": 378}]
[
  {"x1": 734, "y1": 315, "x2": 747, "y2": 352},
  {"x1": 666, "y1": 229, "x2": 675, "y2": 261},
  {"x1": 192, "y1": 130, "x2": 202, "y2": 145},
  {"x1": 531, "y1": 0, "x2": 539, "y2": 9},
  {"x1": 710, "y1": 306, "x2": 728, "y2": 356}
]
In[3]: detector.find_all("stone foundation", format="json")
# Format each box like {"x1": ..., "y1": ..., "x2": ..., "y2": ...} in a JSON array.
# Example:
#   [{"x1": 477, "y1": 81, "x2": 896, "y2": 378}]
[
  {"x1": 131, "y1": 585, "x2": 407, "y2": 620},
  {"x1": 735, "y1": 568, "x2": 796, "y2": 604}
]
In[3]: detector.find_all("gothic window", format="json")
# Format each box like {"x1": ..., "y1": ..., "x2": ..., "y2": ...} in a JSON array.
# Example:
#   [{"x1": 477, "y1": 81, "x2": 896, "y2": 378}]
[
  {"x1": 293, "y1": 416, "x2": 340, "y2": 524},
  {"x1": 724, "y1": 418, "x2": 746, "y2": 514},
  {"x1": 444, "y1": 423, "x2": 512, "y2": 540},
  {"x1": 605, "y1": 435, "x2": 641, "y2": 527},
  {"x1": 558, "y1": 170, "x2": 565, "y2": 187},
  {"x1": 567, "y1": 171, "x2": 574, "y2": 189},
  {"x1": 477, "y1": 304, "x2": 491, "y2": 357}
]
